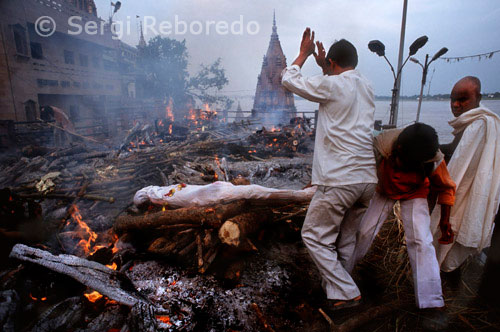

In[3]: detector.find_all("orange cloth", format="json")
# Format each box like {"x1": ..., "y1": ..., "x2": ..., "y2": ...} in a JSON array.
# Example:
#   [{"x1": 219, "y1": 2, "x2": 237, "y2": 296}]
[{"x1": 377, "y1": 158, "x2": 455, "y2": 206}]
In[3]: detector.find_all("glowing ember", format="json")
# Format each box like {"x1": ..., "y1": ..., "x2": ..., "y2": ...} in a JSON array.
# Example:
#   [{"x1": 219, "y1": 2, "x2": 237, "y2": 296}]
[
  {"x1": 84, "y1": 290, "x2": 103, "y2": 303},
  {"x1": 156, "y1": 315, "x2": 172, "y2": 325},
  {"x1": 29, "y1": 293, "x2": 47, "y2": 301}
]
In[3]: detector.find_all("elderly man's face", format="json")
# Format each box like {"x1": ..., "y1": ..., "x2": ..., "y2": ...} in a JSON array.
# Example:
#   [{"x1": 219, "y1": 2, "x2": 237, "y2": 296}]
[{"x1": 450, "y1": 80, "x2": 480, "y2": 117}]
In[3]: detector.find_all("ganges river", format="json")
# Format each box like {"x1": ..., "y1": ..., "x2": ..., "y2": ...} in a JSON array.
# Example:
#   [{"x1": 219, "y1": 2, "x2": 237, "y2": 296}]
[{"x1": 235, "y1": 97, "x2": 500, "y2": 144}]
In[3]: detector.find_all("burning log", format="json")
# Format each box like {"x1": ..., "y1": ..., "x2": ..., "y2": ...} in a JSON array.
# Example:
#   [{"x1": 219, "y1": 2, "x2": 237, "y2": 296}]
[
  {"x1": 114, "y1": 200, "x2": 248, "y2": 234},
  {"x1": 9, "y1": 244, "x2": 155, "y2": 309},
  {"x1": 218, "y1": 210, "x2": 272, "y2": 247}
]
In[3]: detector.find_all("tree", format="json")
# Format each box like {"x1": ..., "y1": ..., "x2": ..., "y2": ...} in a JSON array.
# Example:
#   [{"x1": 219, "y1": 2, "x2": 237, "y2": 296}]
[
  {"x1": 137, "y1": 36, "x2": 232, "y2": 112},
  {"x1": 137, "y1": 36, "x2": 189, "y2": 106},
  {"x1": 188, "y1": 58, "x2": 234, "y2": 110}
]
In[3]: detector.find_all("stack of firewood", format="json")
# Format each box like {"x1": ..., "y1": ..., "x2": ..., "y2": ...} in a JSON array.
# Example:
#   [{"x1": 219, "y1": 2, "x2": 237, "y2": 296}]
[{"x1": 114, "y1": 200, "x2": 276, "y2": 273}]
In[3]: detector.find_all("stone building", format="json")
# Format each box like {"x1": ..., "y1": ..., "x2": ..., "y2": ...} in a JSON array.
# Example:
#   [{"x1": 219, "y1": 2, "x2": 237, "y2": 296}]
[
  {"x1": 0, "y1": 0, "x2": 138, "y2": 139},
  {"x1": 252, "y1": 12, "x2": 296, "y2": 126}
]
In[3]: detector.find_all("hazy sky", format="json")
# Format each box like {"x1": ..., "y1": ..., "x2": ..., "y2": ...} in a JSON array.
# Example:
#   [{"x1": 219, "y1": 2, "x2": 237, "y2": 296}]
[{"x1": 95, "y1": 0, "x2": 500, "y2": 98}]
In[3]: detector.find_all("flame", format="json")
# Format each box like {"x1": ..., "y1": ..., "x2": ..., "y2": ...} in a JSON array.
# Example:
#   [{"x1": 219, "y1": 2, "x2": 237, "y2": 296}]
[
  {"x1": 29, "y1": 293, "x2": 46, "y2": 301},
  {"x1": 166, "y1": 98, "x2": 174, "y2": 122},
  {"x1": 168, "y1": 124, "x2": 172, "y2": 134},
  {"x1": 188, "y1": 108, "x2": 196, "y2": 121},
  {"x1": 111, "y1": 233, "x2": 119, "y2": 254},
  {"x1": 156, "y1": 315, "x2": 172, "y2": 325},
  {"x1": 84, "y1": 291, "x2": 103, "y2": 303},
  {"x1": 70, "y1": 205, "x2": 99, "y2": 256},
  {"x1": 106, "y1": 262, "x2": 117, "y2": 270}
]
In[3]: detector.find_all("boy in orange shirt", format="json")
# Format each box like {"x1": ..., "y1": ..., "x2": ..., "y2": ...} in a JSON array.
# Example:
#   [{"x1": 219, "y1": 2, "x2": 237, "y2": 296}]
[{"x1": 346, "y1": 123, "x2": 455, "y2": 316}]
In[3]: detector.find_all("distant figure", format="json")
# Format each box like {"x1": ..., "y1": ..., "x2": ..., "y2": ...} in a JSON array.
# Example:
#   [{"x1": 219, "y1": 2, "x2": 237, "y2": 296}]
[
  {"x1": 347, "y1": 124, "x2": 455, "y2": 325},
  {"x1": 431, "y1": 76, "x2": 500, "y2": 272},
  {"x1": 41, "y1": 106, "x2": 75, "y2": 147},
  {"x1": 282, "y1": 28, "x2": 377, "y2": 310}
]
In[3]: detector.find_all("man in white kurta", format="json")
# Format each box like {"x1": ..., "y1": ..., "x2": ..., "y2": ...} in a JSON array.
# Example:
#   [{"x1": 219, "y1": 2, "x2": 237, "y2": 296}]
[
  {"x1": 431, "y1": 76, "x2": 500, "y2": 272},
  {"x1": 282, "y1": 28, "x2": 377, "y2": 304}
]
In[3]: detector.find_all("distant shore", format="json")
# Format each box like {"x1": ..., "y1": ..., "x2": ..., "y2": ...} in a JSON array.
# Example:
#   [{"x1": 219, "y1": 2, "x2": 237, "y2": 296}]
[{"x1": 375, "y1": 93, "x2": 500, "y2": 101}]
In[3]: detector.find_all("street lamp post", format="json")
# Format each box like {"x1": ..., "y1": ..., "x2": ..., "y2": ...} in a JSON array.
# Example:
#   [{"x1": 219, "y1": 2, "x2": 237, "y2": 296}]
[
  {"x1": 410, "y1": 47, "x2": 448, "y2": 122},
  {"x1": 368, "y1": 36, "x2": 428, "y2": 127}
]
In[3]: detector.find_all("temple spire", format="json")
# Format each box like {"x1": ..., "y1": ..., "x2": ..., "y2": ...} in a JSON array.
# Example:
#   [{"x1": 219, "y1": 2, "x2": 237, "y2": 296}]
[
  {"x1": 272, "y1": 10, "x2": 277, "y2": 34},
  {"x1": 138, "y1": 21, "x2": 146, "y2": 48},
  {"x1": 252, "y1": 10, "x2": 296, "y2": 126}
]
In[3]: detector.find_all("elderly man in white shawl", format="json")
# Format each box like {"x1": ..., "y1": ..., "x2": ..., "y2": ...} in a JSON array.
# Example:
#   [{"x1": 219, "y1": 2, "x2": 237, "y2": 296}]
[{"x1": 431, "y1": 76, "x2": 500, "y2": 272}]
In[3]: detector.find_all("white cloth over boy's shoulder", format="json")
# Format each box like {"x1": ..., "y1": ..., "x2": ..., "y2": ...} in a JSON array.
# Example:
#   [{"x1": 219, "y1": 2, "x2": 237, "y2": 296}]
[
  {"x1": 281, "y1": 65, "x2": 377, "y2": 186},
  {"x1": 431, "y1": 107, "x2": 500, "y2": 266}
]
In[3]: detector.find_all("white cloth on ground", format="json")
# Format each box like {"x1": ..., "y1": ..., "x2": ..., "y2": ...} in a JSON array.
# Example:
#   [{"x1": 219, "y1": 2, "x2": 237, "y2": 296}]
[
  {"x1": 301, "y1": 183, "x2": 375, "y2": 301},
  {"x1": 133, "y1": 181, "x2": 316, "y2": 208},
  {"x1": 281, "y1": 65, "x2": 377, "y2": 186},
  {"x1": 349, "y1": 192, "x2": 444, "y2": 308},
  {"x1": 431, "y1": 107, "x2": 500, "y2": 269}
]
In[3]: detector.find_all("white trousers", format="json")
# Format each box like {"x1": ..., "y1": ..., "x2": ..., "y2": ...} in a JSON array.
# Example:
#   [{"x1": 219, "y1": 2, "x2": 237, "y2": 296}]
[
  {"x1": 348, "y1": 192, "x2": 444, "y2": 308},
  {"x1": 301, "y1": 183, "x2": 375, "y2": 300}
]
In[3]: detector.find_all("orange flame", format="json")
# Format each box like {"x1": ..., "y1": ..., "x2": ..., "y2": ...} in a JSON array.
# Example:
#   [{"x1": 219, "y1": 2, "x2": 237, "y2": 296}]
[
  {"x1": 84, "y1": 291, "x2": 103, "y2": 303},
  {"x1": 106, "y1": 262, "x2": 117, "y2": 270},
  {"x1": 70, "y1": 205, "x2": 99, "y2": 256},
  {"x1": 168, "y1": 124, "x2": 172, "y2": 134},
  {"x1": 166, "y1": 98, "x2": 174, "y2": 122},
  {"x1": 29, "y1": 293, "x2": 47, "y2": 301}
]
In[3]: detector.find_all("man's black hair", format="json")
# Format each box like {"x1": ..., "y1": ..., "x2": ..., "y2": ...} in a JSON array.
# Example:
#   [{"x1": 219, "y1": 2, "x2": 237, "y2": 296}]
[
  {"x1": 326, "y1": 39, "x2": 358, "y2": 68},
  {"x1": 394, "y1": 123, "x2": 439, "y2": 176}
]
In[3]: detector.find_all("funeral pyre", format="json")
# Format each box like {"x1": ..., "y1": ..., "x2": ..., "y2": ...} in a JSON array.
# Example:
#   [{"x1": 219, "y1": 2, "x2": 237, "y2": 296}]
[
  {"x1": 0, "y1": 117, "x2": 498, "y2": 332},
  {"x1": 0, "y1": 117, "x2": 324, "y2": 332}
]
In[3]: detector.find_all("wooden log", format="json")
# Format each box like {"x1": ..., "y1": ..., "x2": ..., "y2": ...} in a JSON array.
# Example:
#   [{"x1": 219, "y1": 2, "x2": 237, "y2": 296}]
[
  {"x1": 9, "y1": 244, "x2": 157, "y2": 309},
  {"x1": 319, "y1": 302, "x2": 396, "y2": 332},
  {"x1": 251, "y1": 302, "x2": 275, "y2": 332},
  {"x1": 218, "y1": 210, "x2": 272, "y2": 247},
  {"x1": 114, "y1": 200, "x2": 247, "y2": 234},
  {"x1": 147, "y1": 230, "x2": 194, "y2": 256},
  {"x1": 17, "y1": 193, "x2": 114, "y2": 203}
]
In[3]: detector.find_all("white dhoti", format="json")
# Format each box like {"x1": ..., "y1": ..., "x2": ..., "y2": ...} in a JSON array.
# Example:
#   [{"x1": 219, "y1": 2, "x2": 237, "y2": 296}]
[
  {"x1": 301, "y1": 183, "x2": 375, "y2": 300},
  {"x1": 349, "y1": 192, "x2": 444, "y2": 308}
]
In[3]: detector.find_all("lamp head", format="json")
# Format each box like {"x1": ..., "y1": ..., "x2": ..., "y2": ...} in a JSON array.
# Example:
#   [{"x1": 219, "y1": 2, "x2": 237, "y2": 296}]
[
  {"x1": 409, "y1": 57, "x2": 420, "y2": 64},
  {"x1": 431, "y1": 47, "x2": 448, "y2": 62},
  {"x1": 409, "y1": 36, "x2": 428, "y2": 56},
  {"x1": 368, "y1": 40, "x2": 385, "y2": 57}
]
